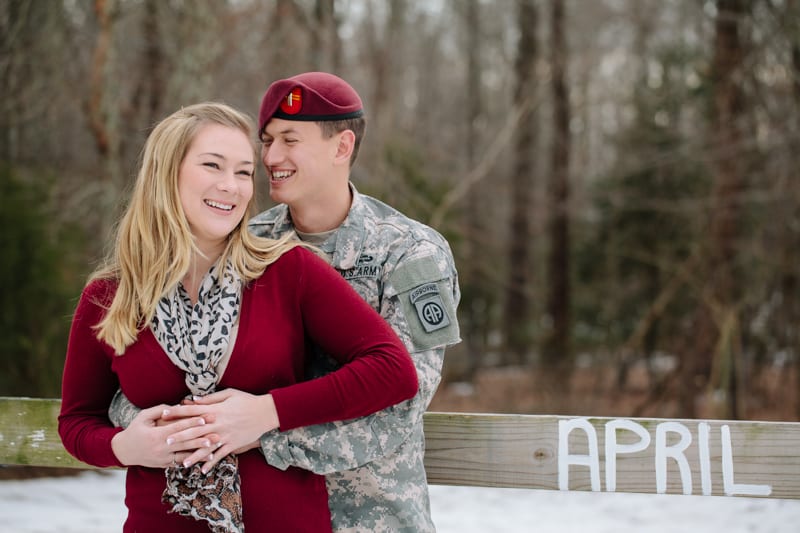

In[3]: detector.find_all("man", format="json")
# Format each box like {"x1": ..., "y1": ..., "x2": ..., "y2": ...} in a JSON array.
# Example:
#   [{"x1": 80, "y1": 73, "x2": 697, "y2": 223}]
[
  {"x1": 249, "y1": 72, "x2": 460, "y2": 532},
  {"x1": 110, "y1": 72, "x2": 460, "y2": 532}
]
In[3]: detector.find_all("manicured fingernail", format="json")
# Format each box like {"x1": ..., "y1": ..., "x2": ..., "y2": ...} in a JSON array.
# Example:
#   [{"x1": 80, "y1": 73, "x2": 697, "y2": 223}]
[
  {"x1": 166, "y1": 437, "x2": 174, "y2": 445},
  {"x1": 197, "y1": 418, "x2": 205, "y2": 425},
  {"x1": 183, "y1": 460, "x2": 191, "y2": 468},
  {"x1": 201, "y1": 465, "x2": 210, "y2": 474},
  {"x1": 162, "y1": 409, "x2": 170, "y2": 416},
  {"x1": 203, "y1": 440, "x2": 211, "y2": 448},
  {"x1": 208, "y1": 452, "x2": 214, "y2": 461},
  {"x1": 193, "y1": 395, "x2": 200, "y2": 401}
]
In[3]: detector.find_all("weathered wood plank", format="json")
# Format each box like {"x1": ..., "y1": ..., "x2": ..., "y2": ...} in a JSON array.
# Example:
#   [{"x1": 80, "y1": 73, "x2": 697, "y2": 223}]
[
  {"x1": 2, "y1": 397, "x2": 799, "y2": 499},
  {"x1": 0, "y1": 397, "x2": 84, "y2": 468},
  {"x1": 422, "y1": 412, "x2": 800, "y2": 499}
]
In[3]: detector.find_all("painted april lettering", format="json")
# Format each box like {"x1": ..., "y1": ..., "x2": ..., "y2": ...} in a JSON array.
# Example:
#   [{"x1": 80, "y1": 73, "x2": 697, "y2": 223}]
[{"x1": 558, "y1": 419, "x2": 772, "y2": 497}]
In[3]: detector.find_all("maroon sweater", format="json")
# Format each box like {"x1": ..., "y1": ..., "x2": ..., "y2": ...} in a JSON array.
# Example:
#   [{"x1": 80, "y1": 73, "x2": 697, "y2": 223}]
[{"x1": 58, "y1": 247, "x2": 418, "y2": 532}]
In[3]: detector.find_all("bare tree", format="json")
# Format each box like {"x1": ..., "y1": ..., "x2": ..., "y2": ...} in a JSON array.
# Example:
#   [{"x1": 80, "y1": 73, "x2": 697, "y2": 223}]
[
  {"x1": 542, "y1": 0, "x2": 572, "y2": 378},
  {"x1": 784, "y1": 0, "x2": 800, "y2": 419},
  {"x1": 85, "y1": 0, "x2": 128, "y2": 246},
  {"x1": 504, "y1": 0, "x2": 538, "y2": 365},
  {"x1": 363, "y1": 0, "x2": 407, "y2": 176},
  {"x1": 459, "y1": 0, "x2": 491, "y2": 378},
  {"x1": 135, "y1": 0, "x2": 165, "y2": 128},
  {"x1": 681, "y1": 0, "x2": 747, "y2": 419},
  {"x1": 87, "y1": 0, "x2": 119, "y2": 165},
  {"x1": 0, "y1": 0, "x2": 25, "y2": 162},
  {"x1": 310, "y1": 0, "x2": 341, "y2": 72},
  {"x1": 268, "y1": 0, "x2": 311, "y2": 79}
]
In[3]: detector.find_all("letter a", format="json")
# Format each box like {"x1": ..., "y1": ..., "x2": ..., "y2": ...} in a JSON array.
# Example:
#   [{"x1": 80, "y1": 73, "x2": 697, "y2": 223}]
[{"x1": 559, "y1": 419, "x2": 601, "y2": 491}]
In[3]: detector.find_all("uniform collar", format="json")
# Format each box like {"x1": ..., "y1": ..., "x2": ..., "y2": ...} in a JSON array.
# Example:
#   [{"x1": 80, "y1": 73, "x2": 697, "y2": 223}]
[
  {"x1": 322, "y1": 182, "x2": 367, "y2": 271},
  {"x1": 269, "y1": 205, "x2": 295, "y2": 236},
  {"x1": 257, "y1": 183, "x2": 368, "y2": 271}
]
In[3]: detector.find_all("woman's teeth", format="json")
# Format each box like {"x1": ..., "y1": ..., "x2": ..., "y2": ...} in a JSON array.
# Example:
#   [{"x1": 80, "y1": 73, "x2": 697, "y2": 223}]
[{"x1": 205, "y1": 200, "x2": 233, "y2": 211}]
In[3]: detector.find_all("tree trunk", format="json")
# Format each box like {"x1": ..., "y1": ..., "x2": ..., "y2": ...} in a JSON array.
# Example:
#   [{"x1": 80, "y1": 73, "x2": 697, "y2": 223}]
[
  {"x1": 87, "y1": 0, "x2": 114, "y2": 159},
  {"x1": 461, "y1": 0, "x2": 490, "y2": 378},
  {"x1": 681, "y1": 0, "x2": 746, "y2": 419},
  {"x1": 504, "y1": 0, "x2": 538, "y2": 365},
  {"x1": 311, "y1": 0, "x2": 340, "y2": 72},
  {"x1": 269, "y1": 0, "x2": 308, "y2": 79},
  {"x1": 0, "y1": 1, "x2": 16, "y2": 163},
  {"x1": 122, "y1": 0, "x2": 164, "y2": 167},
  {"x1": 86, "y1": 0, "x2": 127, "y2": 249},
  {"x1": 542, "y1": 0, "x2": 572, "y2": 378},
  {"x1": 141, "y1": 0, "x2": 164, "y2": 127},
  {"x1": 368, "y1": 0, "x2": 406, "y2": 174},
  {"x1": 787, "y1": 0, "x2": 800, "y2": 420}
]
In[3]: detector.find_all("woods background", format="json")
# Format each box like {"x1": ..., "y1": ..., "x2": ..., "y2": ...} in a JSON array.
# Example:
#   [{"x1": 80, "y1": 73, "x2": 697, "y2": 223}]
[{"x1": 2, "y1": 0, "x2": 798, "y2": 422}]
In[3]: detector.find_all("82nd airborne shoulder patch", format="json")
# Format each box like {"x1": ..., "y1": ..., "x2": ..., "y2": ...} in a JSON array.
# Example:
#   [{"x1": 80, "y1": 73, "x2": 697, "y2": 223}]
[{"x1": 409, "y1": 282, "x2": 450, "y2": 333}]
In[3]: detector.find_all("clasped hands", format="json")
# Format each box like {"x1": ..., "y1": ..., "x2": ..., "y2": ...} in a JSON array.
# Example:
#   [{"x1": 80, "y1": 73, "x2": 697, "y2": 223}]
[{"x1": 111, "y1": 389, "x2": 279, "y2": 473}]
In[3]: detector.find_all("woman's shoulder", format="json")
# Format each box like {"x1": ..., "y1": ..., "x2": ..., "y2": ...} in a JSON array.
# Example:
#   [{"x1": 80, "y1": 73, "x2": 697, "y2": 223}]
[
  {"x1": 81, "y1": 276, "x2": 119, "y2": 307},
  {"x1": 251, "y1": 245, "x2": 335, "y2": 290},
  {"x1": 267, "y1": 244, "x2": 329, "y2": 273}
]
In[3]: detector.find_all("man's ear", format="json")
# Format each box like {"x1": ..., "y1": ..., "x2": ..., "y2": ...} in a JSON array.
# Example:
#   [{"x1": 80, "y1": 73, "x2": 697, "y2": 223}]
[{"x1": 334, "y1": 130, "x2": 355, "y2": 165}]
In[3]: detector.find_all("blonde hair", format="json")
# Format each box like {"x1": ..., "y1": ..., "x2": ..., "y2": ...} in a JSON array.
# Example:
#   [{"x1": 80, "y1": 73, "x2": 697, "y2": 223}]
[{"x1": 91, "y1": 102, "x2": 300, "y2": 355}]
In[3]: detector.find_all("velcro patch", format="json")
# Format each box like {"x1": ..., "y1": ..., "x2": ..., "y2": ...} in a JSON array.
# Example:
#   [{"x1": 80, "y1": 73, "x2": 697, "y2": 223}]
[
  {"x1": 410, "y1": 283, "x2": 451, "y2": 333},
  {"x1": 389, "y1": 256, "x2": 460, "y2": 351}
]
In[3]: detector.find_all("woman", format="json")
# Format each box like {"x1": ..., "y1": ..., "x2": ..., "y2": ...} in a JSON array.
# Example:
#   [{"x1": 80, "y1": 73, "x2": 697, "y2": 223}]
[{"x1": 58, "y1": 102, "x2": 418, "y2": 532}]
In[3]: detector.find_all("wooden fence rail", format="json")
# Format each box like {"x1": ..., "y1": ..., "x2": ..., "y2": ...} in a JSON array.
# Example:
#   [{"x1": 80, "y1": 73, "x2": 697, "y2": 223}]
[{"x1": 1, "y1": 397, "x2": 798, "y2": 499}]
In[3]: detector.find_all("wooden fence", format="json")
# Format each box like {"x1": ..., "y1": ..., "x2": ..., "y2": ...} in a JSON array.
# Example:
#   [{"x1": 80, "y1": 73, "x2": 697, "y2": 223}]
[{"x1": 1, "y1": 396, "x2": 798, "y2": 499}]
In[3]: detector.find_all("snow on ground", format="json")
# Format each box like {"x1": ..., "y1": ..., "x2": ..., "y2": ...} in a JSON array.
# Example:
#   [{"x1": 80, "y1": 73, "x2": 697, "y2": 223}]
[{"x1": 1, "y1": 470, "x2": 798, "y2": 532}]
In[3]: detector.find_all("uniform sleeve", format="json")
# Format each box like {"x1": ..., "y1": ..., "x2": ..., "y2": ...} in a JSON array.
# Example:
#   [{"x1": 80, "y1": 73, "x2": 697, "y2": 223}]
[
  {"x1": 108, "y1": 388, "x2": 140, "y2": 429},
  {"x1": 268, "y1": 249, "x2": 419, "y2": 431},
  {"x1": 57, "y1": 281, "x2": 125, "y2": 468},
  {"x1": 260, "y1": 346, "x2": 444, "y2": 473},
  {"x1": 261, "y1": 243, "x2": 460, "y2": 473}
]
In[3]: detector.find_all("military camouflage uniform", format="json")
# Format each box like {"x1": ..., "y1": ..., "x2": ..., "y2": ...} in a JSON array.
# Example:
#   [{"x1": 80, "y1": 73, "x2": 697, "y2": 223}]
[
  {"x1": 249, "y1": 184, "x2": 460, "y2": 533},
  {"x1": 109, "y1": 183, "x2": 460, "y2": 532}
]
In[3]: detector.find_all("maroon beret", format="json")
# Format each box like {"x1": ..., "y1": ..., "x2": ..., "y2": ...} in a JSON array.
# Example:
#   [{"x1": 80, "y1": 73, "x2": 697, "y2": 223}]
[{"x1": 258, "y1": 72, "x2": 364, "y2": 133}]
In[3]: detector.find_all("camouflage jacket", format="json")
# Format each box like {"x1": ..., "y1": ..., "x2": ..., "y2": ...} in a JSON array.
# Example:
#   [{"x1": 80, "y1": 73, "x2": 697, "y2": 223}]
[{"x1": 248, "y1": 184, "x2": 461, "y2": 532}]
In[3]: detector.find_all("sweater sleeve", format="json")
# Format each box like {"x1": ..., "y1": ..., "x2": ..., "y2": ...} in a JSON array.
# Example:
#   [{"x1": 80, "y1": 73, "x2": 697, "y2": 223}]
[
  {"x1": 260, "y1": 241, "x2": 459, "y2": 472},
  {"x1": 269, "y1": 249, "x2": 418, "y2": 431},
  {"x1": 57, "y1": 280, "x2": 125, "y2": 468}
]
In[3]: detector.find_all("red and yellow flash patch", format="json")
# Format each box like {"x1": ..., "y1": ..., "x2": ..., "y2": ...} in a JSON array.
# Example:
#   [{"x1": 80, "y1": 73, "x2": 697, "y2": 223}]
[{"x1": 280, "y1": 87, "x2": 303, "y2": 115}]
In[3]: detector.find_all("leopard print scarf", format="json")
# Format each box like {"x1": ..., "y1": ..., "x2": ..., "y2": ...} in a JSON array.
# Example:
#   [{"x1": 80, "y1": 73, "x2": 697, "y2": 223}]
[{"x1": 151, "y1": 259, "x2": 244, "y2": 533}]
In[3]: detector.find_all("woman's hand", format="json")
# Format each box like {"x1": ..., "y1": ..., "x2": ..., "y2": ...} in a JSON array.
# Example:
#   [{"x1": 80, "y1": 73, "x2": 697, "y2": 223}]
[
  {"x1": 161, "y1": 389, "x2": 280, "y2": 472},
  {"x1": 110, "y1": 404, "x2": 219, "y2": 468}
]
